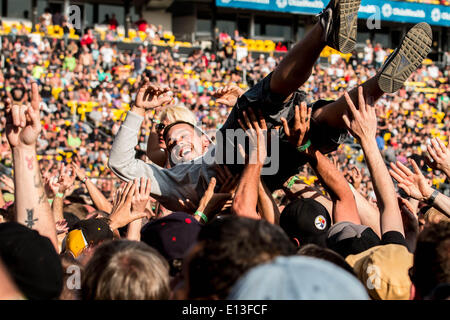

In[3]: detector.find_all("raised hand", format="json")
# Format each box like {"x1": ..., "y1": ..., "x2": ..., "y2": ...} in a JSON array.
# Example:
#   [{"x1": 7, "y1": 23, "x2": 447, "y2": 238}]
[
  {"x1": 131, "y1": 177, "x2": 152, "y2": 216},
  {"x1": 237, "y1": 108, "x2": 267, "y2": 165},
  {"x1": 109, "y1": 180, "x2": 147, "y2": 231},
  {"x1": 349, "y1": 166, "x2": 362, "y2": 189},
  {"x1": 72, "y1": 161, "x2": 87, "y2": 182},
  {"x1": 342, "y1": 86, "x2": 377, "y2": 143},
  {"x1": 214, "y1": 164, "x2": 240, "y2": 194},
  {"x1": 213, "y1": 85, "x2": 244, "y2": 107},
  {"x1": 57, "y1": 164, "x2": 76, "y2": 194},
  {"x1": 0, "y1": 175, "x2": 15, "y2": 193},
  {"x1": 426, "y1": 138, "x2": 450, "y2": 177},
  {"x1": 5, "y1": 82, "x2": 42, "y2": 149},
  {"x1": 389, "y1": 159, "x2": 434, "y2": 202},
  {"x1": 135, "y1": 82, "x2": 173, "y2": 111},
  {"x1": 280, "y1": 102, "x2": 312, "y2": 149}
]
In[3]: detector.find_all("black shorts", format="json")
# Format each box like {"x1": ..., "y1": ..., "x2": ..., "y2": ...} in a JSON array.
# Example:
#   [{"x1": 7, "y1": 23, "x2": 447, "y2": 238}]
[{"x1": 218, "y1": 72, "x2": 348, "y2": 190}]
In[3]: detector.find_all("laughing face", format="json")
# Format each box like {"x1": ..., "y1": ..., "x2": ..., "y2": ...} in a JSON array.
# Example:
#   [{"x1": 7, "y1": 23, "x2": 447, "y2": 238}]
[{"x1": 165, "y1": 123, "x2": 204, "y2": 165}]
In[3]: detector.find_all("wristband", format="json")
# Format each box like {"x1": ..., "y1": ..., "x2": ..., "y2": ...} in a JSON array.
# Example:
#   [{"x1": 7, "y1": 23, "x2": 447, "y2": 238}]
[
  {"x1": 287, "y1": 175, "x2": 300, "y2": 189},
  {"x1": 194, "y1": 211, "x2": 208, "y2": 223},
  {"x1": 297, "y1": 139, "x2": 311, "y2": 153},
  {"x1": 81, "y1": 176, "x2": 88, "y2": 184},
  {"x1": 426, "y1": 190, "x2": 440, "y2": 205},
  {"x1": 55, "y1": 193, "x2": 64, "y2": 198}
]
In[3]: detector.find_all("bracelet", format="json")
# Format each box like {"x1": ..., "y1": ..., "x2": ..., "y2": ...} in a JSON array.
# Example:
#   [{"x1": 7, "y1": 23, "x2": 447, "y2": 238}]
[
  {"x1": 426, "y1": 190, "x2": 440, "y2": 206},
  {"x1": 194, "y1": 211, "x2": 208, "y2": 223},
  {"x1": 297, "y1": 139, "x2": 311, "y2": 153},
  {"x1": 55, "y1": 193, "x2": 64, "y2": 198},
  {"x1": 286, "y1": 175, "x2": 300, "y2": 189},
  {"x1": 81, "y1": 176, "x2": 88, "y2": 184}
]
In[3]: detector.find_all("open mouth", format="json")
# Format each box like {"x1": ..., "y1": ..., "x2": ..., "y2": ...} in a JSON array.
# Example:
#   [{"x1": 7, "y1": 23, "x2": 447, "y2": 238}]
[{"x1": 178, "y1": 144, "x2": 192, "y2": 158}]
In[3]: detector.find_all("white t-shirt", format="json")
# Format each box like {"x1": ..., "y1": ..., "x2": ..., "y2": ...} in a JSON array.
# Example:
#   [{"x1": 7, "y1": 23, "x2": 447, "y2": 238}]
[{"x1": 100, "y1": 47, "x2": 114, "y2": 63}]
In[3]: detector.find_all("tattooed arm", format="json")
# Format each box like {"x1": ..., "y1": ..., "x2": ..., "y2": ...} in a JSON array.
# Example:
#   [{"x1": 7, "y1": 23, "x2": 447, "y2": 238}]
[{"x1": 5, "y1": 83, "x2": 58, "y2": 250}]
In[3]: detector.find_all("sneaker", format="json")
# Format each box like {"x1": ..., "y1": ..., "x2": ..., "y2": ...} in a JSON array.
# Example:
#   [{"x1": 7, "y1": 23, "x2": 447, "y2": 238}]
[
  {"x1": 377, "y1": 22, "x2": 432, "y2": 93},
  {"x1": 317, "y1": 0, "x2": 361, "y2": 54}
]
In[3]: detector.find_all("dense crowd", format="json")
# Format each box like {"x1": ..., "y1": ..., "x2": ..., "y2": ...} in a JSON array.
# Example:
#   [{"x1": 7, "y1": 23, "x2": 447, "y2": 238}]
[{"x1": 0, "y1": 0, "x2": 449, "y2": 301}]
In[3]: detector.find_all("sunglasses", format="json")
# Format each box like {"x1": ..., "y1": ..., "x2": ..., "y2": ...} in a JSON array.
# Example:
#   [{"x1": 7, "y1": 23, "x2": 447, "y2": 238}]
[{"x1": 156, "y1": 123, "x2": 166, "y2": 132}]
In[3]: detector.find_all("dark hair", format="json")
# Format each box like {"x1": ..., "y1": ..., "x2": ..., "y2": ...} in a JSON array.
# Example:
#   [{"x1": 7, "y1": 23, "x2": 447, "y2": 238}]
[
  {"x1": 410, "y1": 221, "x2": 450, "y2": 298},
  {"x1": 187, "y1": 216, "x2": 296, "y2": 299},
  {"x1": 297, "y1": 243, "x2": 355, "y2": 276},
  {"x1": 81, "y1": 240, "x2": 170, "y2": 300}
]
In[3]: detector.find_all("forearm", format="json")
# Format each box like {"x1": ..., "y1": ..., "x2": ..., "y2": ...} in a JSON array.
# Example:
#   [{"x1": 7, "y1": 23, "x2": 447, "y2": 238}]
[
  {"x1": 360, "y1": 138, "x2": 404, "y2": 235},
  {"x1": 13, "y1": 147, "x2": 57, "y2": 249},
  {"x1": 126, "y1": 218, "x2": 142, "y2": 241},
  {"x1": 232, "y1": 164, "x2": 261, "y2": 220},
  {"x1": 308, "y1": 149, "x2": 360, "y2": 224},
  {"x1": 257, "y1": 180, "x2": 280, "y2": 224},
  {"x1": 430, "y1": 192, "x2": 450, "y2": 217},
  {"x1": 52, "y1": 195, "x2": 65, "y2": 222},
  {"x1": 85, "y1": 179, "x2": 113, "y2": 213},
  {"x1": 349, "y1": 183, "x2": 381, "y2": 237}
]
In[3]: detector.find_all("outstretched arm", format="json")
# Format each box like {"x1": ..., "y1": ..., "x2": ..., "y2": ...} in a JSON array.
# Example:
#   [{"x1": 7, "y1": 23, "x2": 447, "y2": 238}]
[
  {"x1": 342, "y1": 87, "x2": 404, "y2": 236},
  {"x1": 390, "y1": 159, "x2": 450, "y2": 217},
  {"x1": 5, "y1": 83, "x2": 58, "y2": 249},
  {"x1": 426, "y1": 137, "x2": 450, "y2": 179},
  {"x1": 73, "y1": 161, "x2": 112, "y2": 213},
  {"x1": 108, "y1": 82, "x2": 172, "y2": 198},
  {"x1": 232, "y1": 109, "x2": 267, "y2": 220}
]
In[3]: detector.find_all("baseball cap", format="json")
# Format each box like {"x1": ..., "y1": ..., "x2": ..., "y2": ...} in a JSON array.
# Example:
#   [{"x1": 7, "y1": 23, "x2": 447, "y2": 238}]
[
  {"x1": 65, "y1": 218, "x2": 114, "y2": 258},
  {"x1": 326, "y1": 221, "x2": 381, "y2": 258},
  {"x1": 280, "y1": 198, "x2": 331, "y2": 247},
  {"x1": 140, "y1": 211, "x2": 202, "y2": 262},
  {"x1": 0, "y1": 222, "x2": 63, "y2": 300},
  {"x1": 228, "y1": 255, "x2": 369, "y2": 300},
  {"x1": 346, "y1": 244, "x2": 413, "y2": 300}
]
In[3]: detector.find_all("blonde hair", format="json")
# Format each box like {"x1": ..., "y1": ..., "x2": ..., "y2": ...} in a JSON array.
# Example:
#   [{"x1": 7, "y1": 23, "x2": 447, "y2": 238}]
[
  {"x1": 424, "y1": 207, "x2": 450, "y2": 225},
  {"x1": 159, "y1": 104, "x2": 197, "y2": 126}
]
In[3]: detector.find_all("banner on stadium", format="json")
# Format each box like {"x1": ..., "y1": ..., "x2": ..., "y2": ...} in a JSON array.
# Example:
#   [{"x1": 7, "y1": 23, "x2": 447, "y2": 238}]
[{"x1": 216, "y1": 0, "x2": 450, "y2": 27}]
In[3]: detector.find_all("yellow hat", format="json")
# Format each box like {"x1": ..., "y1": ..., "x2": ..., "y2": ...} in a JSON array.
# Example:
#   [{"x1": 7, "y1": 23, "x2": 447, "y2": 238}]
[
  {"x1": 346, "y1": 244, "x2": 413, "y2": 300},
  {"x1": 65, "y1": 229, "x2": 88, "y2": 258}
]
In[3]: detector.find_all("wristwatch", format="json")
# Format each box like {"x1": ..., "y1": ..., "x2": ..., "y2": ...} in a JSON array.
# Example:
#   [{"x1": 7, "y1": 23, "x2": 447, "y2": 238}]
[{"x1": 426, "y1": 190, "x2": 440, "y2": 206}]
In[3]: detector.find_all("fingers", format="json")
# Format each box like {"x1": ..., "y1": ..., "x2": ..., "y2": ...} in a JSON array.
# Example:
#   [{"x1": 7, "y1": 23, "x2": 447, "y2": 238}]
[
  {"x1": 436, "y1": 138, "x2": 448, "y2": 152},
  {"x1": 125, "y1": 182, "x2": 137, "y2": 204},
  {"x1": 19, "y1": 105, "x2": 27, "y2": 128},
  {"x1": 389, "y1": 162, "x2": 408, "y2": 181},
  {"x1": 280, "y1": 117, "x2": 290, "y2": 137},
  {"x1": 144, "y1": 178, "x2": 151, "y2": 196},
  {"x1": 11, "y1": 104, "x2": 21, "y2": 127},
  {"x1": 293, "y1": 105, "x2": 300, "y2": 129},
  {"x1": 357, "y1": 86, "x2": 366, "y2": 113},
  {"x1": 430, "y1": 138, "x2": 444, "y2": 157},
  {"x1": 409, "y1": 158, "x2": 422, "y2": 176},
  {"x1": 31, "y1": 82, "x2": 41, "y2": 111},
  {"x1": 139, "y1": 177, "x2": 146, "y2": 195},
  {"x1": 426, "y1": 143, "x2": 438, "y2": 162},
  {"x1": 344, "y1": 92, "x2": 358, "y2": 118},
  {"x1": 342, "y1": 110, "x2": 351, "y2": 129},
  {"x1": 242, "y1": 111, "x2": 252, "y2": 130},
  {"x1": 258, "y1": 110, "x2": 267, "y2": 130},
  {"x1": 207, "y1": 177, "x2": 216, "y2": 190},
  {"x1": 393, "y1": 161, "x2": 413, "y2": 178}
]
